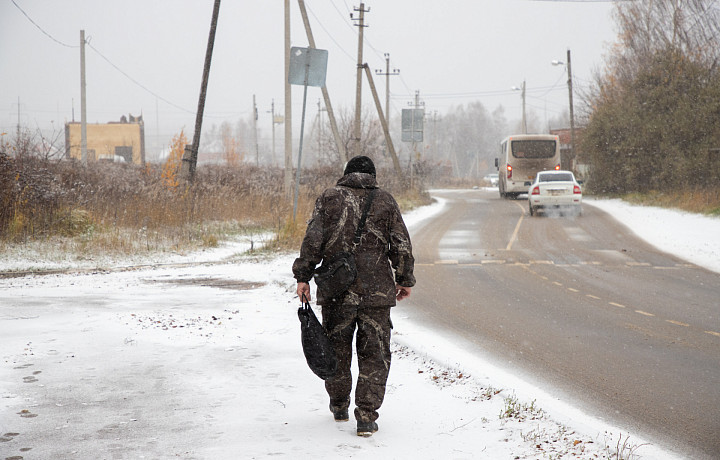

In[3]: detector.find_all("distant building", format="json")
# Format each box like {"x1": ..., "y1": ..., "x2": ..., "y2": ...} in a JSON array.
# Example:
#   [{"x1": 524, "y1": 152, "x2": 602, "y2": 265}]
[{"x1": 65, "y1": 114, "x2": 145, "y2": 164}]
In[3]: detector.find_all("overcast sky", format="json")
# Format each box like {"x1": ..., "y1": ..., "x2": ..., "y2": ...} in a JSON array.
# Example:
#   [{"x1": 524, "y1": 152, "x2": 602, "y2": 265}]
[{"x1": 1, "y1": 0, "x2": 618, "y2": 156}]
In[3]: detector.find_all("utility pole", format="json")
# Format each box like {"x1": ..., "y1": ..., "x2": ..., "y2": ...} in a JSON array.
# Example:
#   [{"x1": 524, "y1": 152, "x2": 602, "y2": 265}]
[
  {"x1": 284, "y1": 0, "x2": 293, "y2": 197},
  {"x1": 155, "y1": 97, "x2": 160, "y2": 162},
  {"x1": 375, "y1": 53, "x2": 399, "y2": 158},
  {"x1": 430, "y1": 110, "x2": 439, "y2": 159},
  {"x1": 521, "y1": 79, "x2": 527, "y2": 134},
  {"x1": 268, "y1": 99, "x2": 279, "y2": 167},
  {"x1": 16, "y1": 97, "x2": 20, "y2": 141},
  {"x1": 181, "y1": 0, "x2": 221, "y2": 184},
  {"x1": 363, "y1": 64, "x2": 402, "y2": 176},
  {"x1": 317, "y1": 98, "x2": 326, "y2": 160},
  {"x1": 252, "y1": 94, "x2": 259, "y2": 166},
  {"x1": 566, "y1": 49, "x2": 576, "y2": 169},
  {"x1": 409, "y1": 90, "x2": 424, "y2": 186},
  {"x1": 297, "y1": 0, "x2": 347, "y2": 165},
  {"x1": 352, "y1": 3, "x2": 369, "y2": 158},
  {"x1": 80, "y1": 30, "x2": 87, "y2": 164},
  {"x1": 375, "y1": 53, "x2": 400, "y2": 133}
]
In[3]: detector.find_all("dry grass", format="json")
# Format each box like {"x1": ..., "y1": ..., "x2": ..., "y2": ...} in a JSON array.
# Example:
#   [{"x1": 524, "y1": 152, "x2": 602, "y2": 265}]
[
  {"x1": 0, "y1": 155, "x2": 430, "y2": 262},
  {"x1": 620, "y1": 188, "x2": 720, "y2": 216}
]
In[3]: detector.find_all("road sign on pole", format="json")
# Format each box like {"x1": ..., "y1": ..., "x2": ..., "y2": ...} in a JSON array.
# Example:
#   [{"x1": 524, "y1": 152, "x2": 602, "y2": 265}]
[
  {"x1": 401, "y1": 108, "x2": 424, "y2": 142},
  {"x1": 289, "y1": 47, "x2": 328, "y2": 87},
  {"x1": 288, "y1": 46, "x2": 328, "y2": 221}
]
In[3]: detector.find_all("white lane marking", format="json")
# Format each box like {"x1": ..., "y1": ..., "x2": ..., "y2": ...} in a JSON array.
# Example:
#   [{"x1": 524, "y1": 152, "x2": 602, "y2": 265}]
[
  {"x1": 666, "y1": 320, "x2": 689, "y2": 327},
  {"x1": 507, "y1": 202, "x2": 526, "y2": 250},
  {"x1": 635, "y1": 310, "x2": 655, "y2": 317},
  {"x1": 609, "y1": 302, "x2": 626, "y2": 308}
]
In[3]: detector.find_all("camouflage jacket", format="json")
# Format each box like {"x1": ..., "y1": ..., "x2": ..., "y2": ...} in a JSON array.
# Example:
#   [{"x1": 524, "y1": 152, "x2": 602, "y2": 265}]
[{"x1": 292, "y1": 172, "x2": 415, "y2": 306}]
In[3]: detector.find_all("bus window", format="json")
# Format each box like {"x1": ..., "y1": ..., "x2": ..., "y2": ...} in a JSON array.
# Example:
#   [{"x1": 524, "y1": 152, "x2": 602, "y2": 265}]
[{"x1": 511, "y1": 140, "x2": 557, "y2": 159}]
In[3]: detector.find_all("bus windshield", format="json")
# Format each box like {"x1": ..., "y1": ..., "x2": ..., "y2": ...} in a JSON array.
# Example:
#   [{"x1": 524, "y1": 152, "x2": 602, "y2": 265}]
[{"x1": 511, "y1": 140, "x2": 557, "y2": 159}]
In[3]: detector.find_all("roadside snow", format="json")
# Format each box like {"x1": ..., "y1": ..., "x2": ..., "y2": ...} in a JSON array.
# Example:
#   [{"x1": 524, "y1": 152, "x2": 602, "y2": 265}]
[
  {"x1": 585, "y1": 198, "x2": 720, "y2": 274},
  {"x1": 3, "y1": 192, "x2": 713, "y2": 459}
]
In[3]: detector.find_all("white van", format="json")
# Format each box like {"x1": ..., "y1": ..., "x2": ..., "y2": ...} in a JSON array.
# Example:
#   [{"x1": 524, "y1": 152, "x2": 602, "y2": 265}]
[{"x1": 495, "y1": 134, "x2": 562, "y2": 199}]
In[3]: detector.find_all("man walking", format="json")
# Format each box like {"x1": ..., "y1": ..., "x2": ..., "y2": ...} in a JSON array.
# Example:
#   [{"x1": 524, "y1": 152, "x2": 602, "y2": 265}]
[{"x1": 293, "y1": 156, "x2": 415, "y2": 437}]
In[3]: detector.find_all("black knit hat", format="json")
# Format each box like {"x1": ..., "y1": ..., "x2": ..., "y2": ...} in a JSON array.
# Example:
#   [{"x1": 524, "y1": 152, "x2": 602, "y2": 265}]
[{"x1": 343, "y1": 155, "x2": 376, "y2": 177}]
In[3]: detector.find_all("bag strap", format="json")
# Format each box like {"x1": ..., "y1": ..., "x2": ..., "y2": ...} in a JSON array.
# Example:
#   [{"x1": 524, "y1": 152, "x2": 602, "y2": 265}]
[{"x1": 353, "y1": 189, "x2": 377, "y2": 249}]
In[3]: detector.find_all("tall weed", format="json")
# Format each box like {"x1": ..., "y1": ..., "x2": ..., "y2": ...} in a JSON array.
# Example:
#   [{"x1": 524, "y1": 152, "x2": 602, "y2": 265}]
[{"x1": 0, "y1": 152, "x2": 429, "y2": 257}]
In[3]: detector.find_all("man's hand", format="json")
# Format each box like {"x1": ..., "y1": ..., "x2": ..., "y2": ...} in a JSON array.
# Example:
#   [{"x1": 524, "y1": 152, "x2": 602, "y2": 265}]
[
  {"x1": 297, "y1": 282, "x2": 311, "y2": 302},
  {"x1": 395, "y1": 284, "x2": 411, "y2": 301}
]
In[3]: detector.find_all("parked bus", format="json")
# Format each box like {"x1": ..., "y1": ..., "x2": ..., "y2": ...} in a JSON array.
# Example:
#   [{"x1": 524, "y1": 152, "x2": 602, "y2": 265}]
[{"x1": 495, "y1": 134, "x2": 561, "y2": 198}]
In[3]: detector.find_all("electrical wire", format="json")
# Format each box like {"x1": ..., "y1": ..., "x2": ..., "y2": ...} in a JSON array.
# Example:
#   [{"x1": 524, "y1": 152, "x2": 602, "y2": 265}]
[
  {"x1": 85, "y1": 42, "x2": 195, "y2": 115},
  {"x1": 306, "y1": 3, "x2": 356, "y2": 62},
  {"x1": 12, "y1": 0, "x2": 199, "y2": 117},
  {"x1": 11, "y1": 0, "x2": 77, "y2": 48}
]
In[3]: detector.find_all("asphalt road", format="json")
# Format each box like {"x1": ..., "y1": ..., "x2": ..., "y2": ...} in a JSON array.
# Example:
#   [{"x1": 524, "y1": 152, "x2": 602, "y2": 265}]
[{"x1": 402, "y1": 189, "x2": 720, "y2": 459}]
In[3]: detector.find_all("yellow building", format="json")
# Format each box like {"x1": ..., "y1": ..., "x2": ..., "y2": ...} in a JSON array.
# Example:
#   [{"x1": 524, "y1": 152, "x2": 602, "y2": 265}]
[{"x1": 65, "y1": 114, "x2": 145, "y2": 164}]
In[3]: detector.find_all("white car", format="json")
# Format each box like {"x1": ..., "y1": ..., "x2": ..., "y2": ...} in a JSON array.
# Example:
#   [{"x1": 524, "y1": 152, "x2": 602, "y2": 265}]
[
  {"x1": 528, "y1": 170, "x2": 582, "y2": 216},
  {"x1": 483, "y1": 173, "x2": 499, "y2": 186}
]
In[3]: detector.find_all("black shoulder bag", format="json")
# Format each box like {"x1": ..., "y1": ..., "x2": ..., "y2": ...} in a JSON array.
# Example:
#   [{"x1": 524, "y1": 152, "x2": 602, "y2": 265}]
[
  {"x1": 297, "y1": 294, "x2": 337, "y2": 380},
  {"x1": 313, "y1": 189, "x2": 376, "y2": 300}
]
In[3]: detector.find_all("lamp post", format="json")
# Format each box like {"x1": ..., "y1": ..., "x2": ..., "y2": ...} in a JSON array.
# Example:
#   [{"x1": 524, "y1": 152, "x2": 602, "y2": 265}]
[
  {"x1": 552, "y1": 49, "x2": 575, "y2": 169},
  {"x1": 511, "y1": 80, "x2": 527, "y2": 134}
]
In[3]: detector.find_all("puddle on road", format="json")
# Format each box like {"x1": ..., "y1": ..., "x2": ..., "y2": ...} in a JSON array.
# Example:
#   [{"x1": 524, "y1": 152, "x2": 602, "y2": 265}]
[{"x1": 146, "y1": 277, "x2": 265, "y2": 291}]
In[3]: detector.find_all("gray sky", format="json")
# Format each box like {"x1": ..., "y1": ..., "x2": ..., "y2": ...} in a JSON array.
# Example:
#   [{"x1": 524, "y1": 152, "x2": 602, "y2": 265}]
[{"x1": 1, "y1": 0, "x2": 618, "y2": 156}]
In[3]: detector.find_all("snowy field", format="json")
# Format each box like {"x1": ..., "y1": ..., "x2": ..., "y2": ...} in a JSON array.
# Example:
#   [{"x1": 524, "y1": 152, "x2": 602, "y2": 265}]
[{"x1": 2, "y1": 190, "x2": 718, "y2": 459}]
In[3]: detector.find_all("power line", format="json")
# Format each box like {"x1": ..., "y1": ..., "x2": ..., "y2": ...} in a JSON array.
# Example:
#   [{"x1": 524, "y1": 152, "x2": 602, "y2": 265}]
[
  {"x1": 306, "y1": 3, "x2": 356, "y2": 62},
  {"x1": 12, "y1": 0, "x2": 196, "y2": 117},
  {"x1": 11, "y1": 0, "x2": 77, "y2": 48},
  {"x1": 85, "y1": 42, "x2": 195, "y2": 115}
]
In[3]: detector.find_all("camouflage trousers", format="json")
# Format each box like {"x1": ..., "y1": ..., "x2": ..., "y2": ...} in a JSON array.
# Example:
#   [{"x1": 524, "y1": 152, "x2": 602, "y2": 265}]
[{"x1": 321, "y1": 304, "x2": 393, "y2": 423}]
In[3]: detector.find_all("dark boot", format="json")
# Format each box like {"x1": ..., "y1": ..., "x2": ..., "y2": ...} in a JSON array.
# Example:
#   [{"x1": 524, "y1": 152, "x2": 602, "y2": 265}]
[
  {"x1": 329, "y1": 403, "x2": 349, "y2": 422},
  {"x1": 356, "y1": 420, "x2": 379, "y2": 437}
]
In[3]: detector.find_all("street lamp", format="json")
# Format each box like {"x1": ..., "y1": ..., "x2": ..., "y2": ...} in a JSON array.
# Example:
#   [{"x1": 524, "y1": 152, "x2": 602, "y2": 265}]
[
  {"x1": 552, "y1": 49, "x2": 575, "y2": 170},
  {"x1": 511, "y1": 80, "x2": 527, "y2": 134}
]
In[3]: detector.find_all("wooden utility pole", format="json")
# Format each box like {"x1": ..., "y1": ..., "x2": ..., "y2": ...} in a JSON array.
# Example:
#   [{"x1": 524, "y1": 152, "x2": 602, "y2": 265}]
[
  {"x1": 375, "y1": 53, "x2": 399, "y2": 134},
  {"x1": 363, "y1": 64, "x2": 402, "y2": 176},
  {"x1": 297, "y1": 0, "x2": 347, "y2": 166},
  {"x1": 352, "y1": 3, "x2": 369, "y2": 158},
  {"x1": 268, "y1": 99, "x2": 279, "y2": 166},
  {"x1": 252, "y1": 94, "x2": 259, "y2": 166},
  {"x1": 181, "y1": 0, "x2": 221, "y2": 184},
  {"x1": 375, "y1": 53, "x2": 399, "y2": 160},
  {"x1": 80, "y1": 30, "x2": 87, "y2": 164},
  {"x1": 521, "y1": 79, "x2": 527, "y2": 134},
  {"x1": 566, "y1": 49, "x2": 576, "y2": 168},
  {"x1": 284, "y1": 0, "x2": 293, "y2": 198}
]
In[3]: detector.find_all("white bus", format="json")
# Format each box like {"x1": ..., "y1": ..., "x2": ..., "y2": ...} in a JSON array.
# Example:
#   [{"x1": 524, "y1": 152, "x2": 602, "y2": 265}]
[{"x1": 495, "y1": 134, "x2": 562, "y2": 199}]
